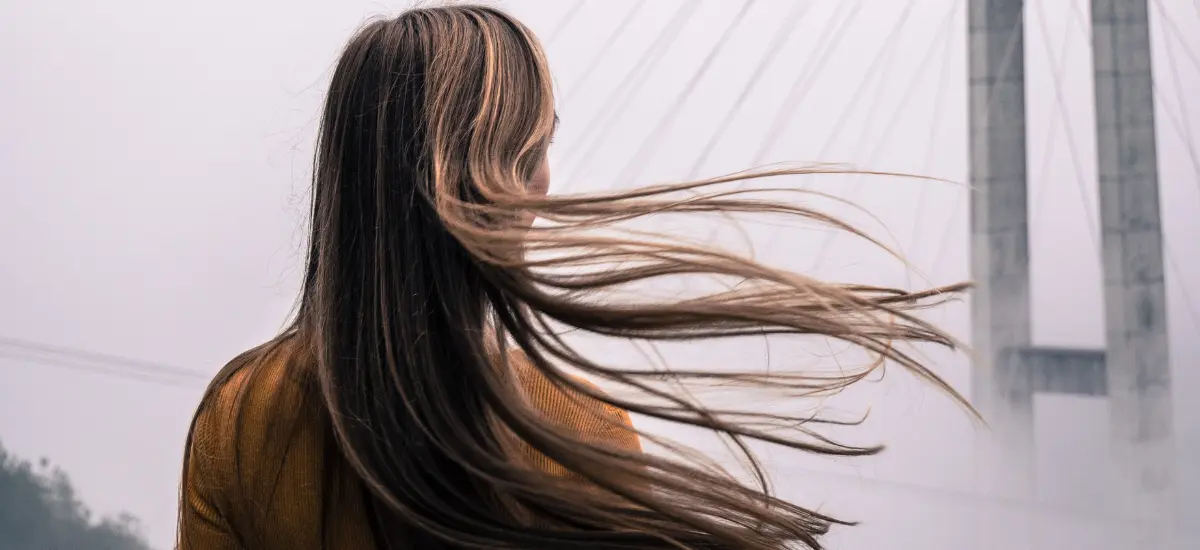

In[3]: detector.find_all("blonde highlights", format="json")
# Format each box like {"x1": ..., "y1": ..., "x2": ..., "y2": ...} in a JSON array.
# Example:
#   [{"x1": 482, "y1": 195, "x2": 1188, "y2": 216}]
[{"x1": 186, "y1": 4, "x2": 969, "y2": 549}]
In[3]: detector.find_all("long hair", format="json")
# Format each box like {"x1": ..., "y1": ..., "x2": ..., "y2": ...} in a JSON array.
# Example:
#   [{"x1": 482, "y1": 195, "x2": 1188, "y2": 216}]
[{"x1": 182, "y1": 5, "x2": 969, "y2": 549}]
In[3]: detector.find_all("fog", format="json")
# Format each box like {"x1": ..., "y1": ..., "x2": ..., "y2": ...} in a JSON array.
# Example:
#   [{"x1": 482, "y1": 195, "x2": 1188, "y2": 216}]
[{"x1": 1, "y1": 0, "x2": 1197, "y2": 548}]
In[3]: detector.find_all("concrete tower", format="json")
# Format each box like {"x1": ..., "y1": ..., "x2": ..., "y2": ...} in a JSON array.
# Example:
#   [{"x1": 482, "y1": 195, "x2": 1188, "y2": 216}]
[
  {"x1": 968, "y1": 0, "x2": 1175, "y2": 531},
  {"x1": 1091, "y1": 0, "x2": 1175, "y2": 522},
  {"x1": 967, "y1": 0, "x2": 1034, "y2": 498}
]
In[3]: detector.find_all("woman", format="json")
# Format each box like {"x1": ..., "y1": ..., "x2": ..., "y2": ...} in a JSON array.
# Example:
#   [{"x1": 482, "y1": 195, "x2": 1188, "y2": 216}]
[{"x1": 178, "y1": 5, "x2": 967, "y2": 549}]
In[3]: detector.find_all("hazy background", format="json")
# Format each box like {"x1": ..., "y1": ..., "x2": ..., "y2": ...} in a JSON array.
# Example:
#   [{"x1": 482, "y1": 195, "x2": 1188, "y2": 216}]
[{"x1": 1, "y1": 0, "x2": 1197, "y2": 548}]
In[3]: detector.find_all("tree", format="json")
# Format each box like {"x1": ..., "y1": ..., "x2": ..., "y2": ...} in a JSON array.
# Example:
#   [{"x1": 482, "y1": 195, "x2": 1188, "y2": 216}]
[{"x1": 0, "y1": 440, "x2": 155, "y2": 550}]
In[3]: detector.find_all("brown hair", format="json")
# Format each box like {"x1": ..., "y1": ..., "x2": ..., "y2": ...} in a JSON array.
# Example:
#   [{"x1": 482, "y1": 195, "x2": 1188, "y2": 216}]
[{"x1": 181, "y1": 4, "x2": 968, "y2": 549}]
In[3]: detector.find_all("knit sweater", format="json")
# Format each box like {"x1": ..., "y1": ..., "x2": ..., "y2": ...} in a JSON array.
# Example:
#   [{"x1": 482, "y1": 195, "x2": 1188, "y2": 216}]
[{"x1": 178, "y1": 338, "x2": 641, "y2": 549}]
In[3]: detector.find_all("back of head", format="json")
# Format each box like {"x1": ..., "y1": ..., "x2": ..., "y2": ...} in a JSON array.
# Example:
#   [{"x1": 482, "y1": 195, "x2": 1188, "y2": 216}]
[
  {"x1": 200, "y1": 4, "x2": 969, "y2": 549},
  {"x1": 299, "y1": 6, "x2": 561, "y2": 547}
]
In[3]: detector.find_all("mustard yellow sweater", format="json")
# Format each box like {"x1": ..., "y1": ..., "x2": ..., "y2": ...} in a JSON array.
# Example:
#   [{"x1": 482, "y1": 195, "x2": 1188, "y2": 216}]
[{"x1": 178, "y1": 339, "x2": 641, "y2": 549}]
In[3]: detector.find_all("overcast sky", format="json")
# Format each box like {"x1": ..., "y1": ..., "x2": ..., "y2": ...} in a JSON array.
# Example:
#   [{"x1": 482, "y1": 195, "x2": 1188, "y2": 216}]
[{"x1": 1, "y1": 1, "x2": 1197, "y2": 548}]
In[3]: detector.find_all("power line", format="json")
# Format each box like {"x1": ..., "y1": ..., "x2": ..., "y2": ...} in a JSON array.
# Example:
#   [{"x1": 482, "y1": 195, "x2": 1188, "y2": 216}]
[
  {"x1": 799, "y1": 1, "x2": 936, "y2": 276},
  {"x1": 562, "y1": 1, "x2": 701, "y2": 183},
  {"x1": 1032, "y1": 0, "x2": 1100, "y2": 254},
  {"x1": 814, "y1": 0, "x2": 921, "y2": 162},
  {"x1": 561, "y1": 0, "x2": 649, "y2": 100},
  {"x1": 563, "y1": 1, "x2": 698, "y2": 155},
  {"x1": 0, "y1": 349, "x2": 203, "y2": 389},
  {"x1": 808, "y1": 0, "x2": 964, "y2": 273},
  {"x1": 679, "y1": 1, "x2": 817, "y2": 250},
  {"x1": 1164, "y1": 241, "x2": 1200, "y2": 332},
  {"x1": 1153, "y1": 70, "x2": 1200, "y2": 199},
  {"x1": 1150, "y1": 0, "x2": 1200, "y2": 75},
  {"x1": 545, "y1": 0, "x2": 587, "y2": 47},
  {"x1": 750, "y1": 0, "x2": 867, "y2": 168},
  {"x1": 1148, "y1": 0, "x2": 1200, "y2": 203},
  {"x1": 0, "y1": 336, "x2": 208, "y2": 389},
  {"x1": 0, "y1": 336, "x2": 209, "y2": 381},
  {"x1": 926, "y1": 0, "x2": 1025, "y2": 276},
  {"x1": 615, "y1": 0, "x2": 760, "y2": 186},
  {"x1": 907, "y1": 0, "x2": 959, "y2": 272},
  {"x1": 1028, "y1": 0, "x2": 1085, "y2": 238},
  {"x1": 685, "y1": 0, "x2": 816, "y2": 180},
  {"x1": 1153, "y1": 91, "x2": 1200, "y2": 333},
  {"x1": 758, "y1": 0, "x2": 923, "y2": 270}
]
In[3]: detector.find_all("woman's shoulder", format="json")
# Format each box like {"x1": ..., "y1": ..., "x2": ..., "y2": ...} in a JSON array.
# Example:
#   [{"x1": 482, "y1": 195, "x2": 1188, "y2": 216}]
[
  {"x1": 510, "y1": 351, "x2": 641, "y2": 452},
  {"x1": 186, "y1": 335, "x2": 324, "y2": 496},
  {"x1": 193, "y1": 336, "x2": 316, "y2": 440},
  {"x1": 182, "y1": 336, "x2": 360, "y2": 548}
]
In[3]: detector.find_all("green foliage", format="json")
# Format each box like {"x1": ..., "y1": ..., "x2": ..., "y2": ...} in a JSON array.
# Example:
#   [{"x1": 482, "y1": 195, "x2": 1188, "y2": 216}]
[{"x1": 0, "y1": 440, "x2": 155, "y2": 550}]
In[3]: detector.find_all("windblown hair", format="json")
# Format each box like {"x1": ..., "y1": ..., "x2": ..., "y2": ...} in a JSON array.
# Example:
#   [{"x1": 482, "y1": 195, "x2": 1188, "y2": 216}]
[{"x1": 181, "y1": 4, "x2": 968, "y2": 549}]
